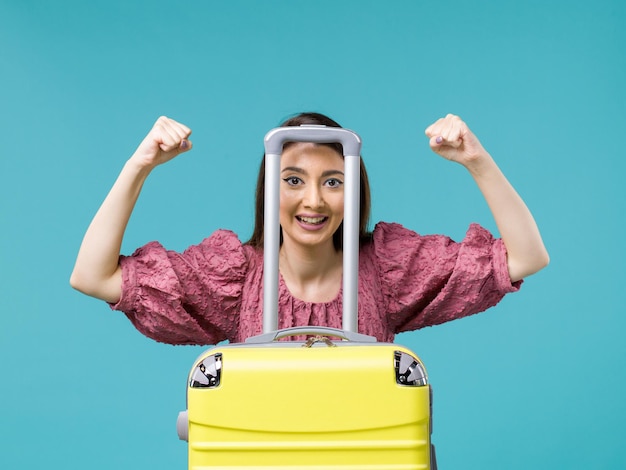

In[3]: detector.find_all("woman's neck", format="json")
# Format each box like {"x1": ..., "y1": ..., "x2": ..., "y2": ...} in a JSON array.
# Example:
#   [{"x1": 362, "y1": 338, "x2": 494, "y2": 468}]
[{"x1": 279, "y1": 241, "x2": 343, "y2": 303}]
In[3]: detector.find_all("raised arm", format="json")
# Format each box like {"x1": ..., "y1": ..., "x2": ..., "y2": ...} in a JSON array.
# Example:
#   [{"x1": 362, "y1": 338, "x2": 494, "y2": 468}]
[
  {"x1": 425, "y1": 114, "x2": 549, "y2": 282},
  {"x1": 70, "y1": 116, "x2": 193, "y2": 303}
]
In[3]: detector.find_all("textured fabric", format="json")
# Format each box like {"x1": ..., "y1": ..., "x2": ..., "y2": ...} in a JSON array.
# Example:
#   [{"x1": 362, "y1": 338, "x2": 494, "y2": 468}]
[{"x1": 111, "y1": 222, "x2": 521, "y2": 345}]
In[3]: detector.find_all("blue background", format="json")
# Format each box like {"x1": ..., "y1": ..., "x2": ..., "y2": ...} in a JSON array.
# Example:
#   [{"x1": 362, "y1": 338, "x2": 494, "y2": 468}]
[{"x1": 1, "y1": 1, "x2": 624, "y2": 468}]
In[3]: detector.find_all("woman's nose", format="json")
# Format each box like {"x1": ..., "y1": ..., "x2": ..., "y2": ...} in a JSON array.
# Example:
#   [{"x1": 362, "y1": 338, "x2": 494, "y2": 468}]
[{"x1": 303, "y1": 185, "x2": 324, "y2": 208}]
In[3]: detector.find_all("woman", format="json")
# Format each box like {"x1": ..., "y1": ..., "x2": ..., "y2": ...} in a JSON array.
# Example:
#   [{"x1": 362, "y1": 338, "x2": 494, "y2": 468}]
[{"x1": 70, "y1": 112, "x2": 549, "y2": 345}]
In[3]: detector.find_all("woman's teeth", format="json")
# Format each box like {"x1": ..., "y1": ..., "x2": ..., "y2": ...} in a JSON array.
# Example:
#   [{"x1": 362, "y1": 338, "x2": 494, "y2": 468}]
[{"x1": 297, "y1": 216, "x2": 326, "y2": 225}]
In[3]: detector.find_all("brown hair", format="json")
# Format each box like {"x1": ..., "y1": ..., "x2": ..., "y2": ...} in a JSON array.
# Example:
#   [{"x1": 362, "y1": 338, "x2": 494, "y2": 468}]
[{"x1": 245, "y1": 112, "x2": 372, "y2": 250}]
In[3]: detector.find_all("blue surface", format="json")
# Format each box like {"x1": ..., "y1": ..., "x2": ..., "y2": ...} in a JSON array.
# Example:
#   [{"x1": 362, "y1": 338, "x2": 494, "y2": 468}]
[{"x1": 1, "y1": 1, "x2": 624, "y2": 468}]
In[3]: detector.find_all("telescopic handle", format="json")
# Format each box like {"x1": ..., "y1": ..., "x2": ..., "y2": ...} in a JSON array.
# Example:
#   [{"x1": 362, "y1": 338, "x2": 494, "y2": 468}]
[{"x1": 262, "y1": 125, "x2": 362, "y2": 334}]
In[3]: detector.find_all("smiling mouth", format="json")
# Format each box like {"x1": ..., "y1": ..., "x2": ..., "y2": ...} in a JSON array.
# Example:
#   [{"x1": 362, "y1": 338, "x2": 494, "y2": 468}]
[{"x1": 296, "y1": 216, "x2": 328, "y2": 225}]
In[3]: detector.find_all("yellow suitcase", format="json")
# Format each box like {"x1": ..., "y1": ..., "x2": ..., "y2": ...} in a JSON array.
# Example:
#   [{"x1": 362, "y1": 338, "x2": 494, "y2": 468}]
[{"x1": 177, "y1": 125, "x2": 436, "y2": 469}]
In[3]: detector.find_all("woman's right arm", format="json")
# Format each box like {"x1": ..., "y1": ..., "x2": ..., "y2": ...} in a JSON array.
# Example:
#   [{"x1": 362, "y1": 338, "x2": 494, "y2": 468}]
[{"x1": 70, "y1": 116, "x2": 192, "y2": 303}]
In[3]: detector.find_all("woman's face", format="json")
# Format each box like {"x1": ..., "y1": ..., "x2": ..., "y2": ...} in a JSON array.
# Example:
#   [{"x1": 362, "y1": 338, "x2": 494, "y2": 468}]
[{"x1": 279, "y1": 143, "x2": 345, "y2": 252}]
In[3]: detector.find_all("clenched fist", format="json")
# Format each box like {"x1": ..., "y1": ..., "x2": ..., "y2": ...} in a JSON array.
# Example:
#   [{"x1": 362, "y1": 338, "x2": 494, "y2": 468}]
[
  {"x1": 131, "y1": 116, "x2": 193, "y2": 170},
  {"x1": 425, "y1": 114, "x2": 491, "y2": 170}
]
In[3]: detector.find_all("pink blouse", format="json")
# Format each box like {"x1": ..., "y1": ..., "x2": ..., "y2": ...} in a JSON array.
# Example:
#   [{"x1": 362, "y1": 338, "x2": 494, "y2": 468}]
[{"x1": 111, "y1": 222, "x2": 521, "y2": 345}]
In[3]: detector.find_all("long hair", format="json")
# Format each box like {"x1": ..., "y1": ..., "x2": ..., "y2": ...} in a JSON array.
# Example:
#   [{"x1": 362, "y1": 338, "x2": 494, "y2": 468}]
[{"x1": 245, "y1": 112, "x2": 372, "y2": 250}]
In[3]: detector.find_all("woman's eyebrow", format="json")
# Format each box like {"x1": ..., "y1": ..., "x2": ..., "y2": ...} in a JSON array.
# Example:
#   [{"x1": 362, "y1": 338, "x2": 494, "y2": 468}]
[
  {"x1": 281, "y1": 166, "x2": 306, "y2": 174},
  {"x1": 281, "y1": 166, "x2": 344, "y2": 178}
]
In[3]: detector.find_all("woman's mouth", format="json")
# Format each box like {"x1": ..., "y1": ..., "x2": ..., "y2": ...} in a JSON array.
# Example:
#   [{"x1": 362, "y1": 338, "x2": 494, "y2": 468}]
[{"x1": 296, "y1": 215, "x2": 328, "y2": 226}]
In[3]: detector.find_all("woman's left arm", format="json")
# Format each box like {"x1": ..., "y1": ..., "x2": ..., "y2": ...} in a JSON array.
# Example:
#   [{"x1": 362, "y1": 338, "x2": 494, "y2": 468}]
[{"x1": 425, "y1": 114, "x2": 549, "y2": 282}]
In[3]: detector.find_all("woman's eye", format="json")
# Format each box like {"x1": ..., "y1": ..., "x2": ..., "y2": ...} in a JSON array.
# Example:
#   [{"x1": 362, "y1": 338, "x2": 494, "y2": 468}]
[
  {"x1": 283, "y1": 177, "x2": 302, "y2": 186},
  {"x1": 325, "y1": 178, "x2": 343, "y2": 188}
]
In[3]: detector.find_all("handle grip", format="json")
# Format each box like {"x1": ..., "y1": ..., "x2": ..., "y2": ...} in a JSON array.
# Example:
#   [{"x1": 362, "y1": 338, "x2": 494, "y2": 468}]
[
  {"x1": 264, "y1": 125, "x2": 362, "y2": 157},
  {"x1": 245, "y1": 326, "x2": 377, "y2": 344}
]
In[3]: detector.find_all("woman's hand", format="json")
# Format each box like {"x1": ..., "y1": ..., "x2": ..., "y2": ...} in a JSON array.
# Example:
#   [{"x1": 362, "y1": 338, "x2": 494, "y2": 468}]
[
  {"x1": 425, "y1": 114, "x2": 490, "y2": 171},
  {"x1": 130, "y1": 116, "x2": 193, "y2": 170}
]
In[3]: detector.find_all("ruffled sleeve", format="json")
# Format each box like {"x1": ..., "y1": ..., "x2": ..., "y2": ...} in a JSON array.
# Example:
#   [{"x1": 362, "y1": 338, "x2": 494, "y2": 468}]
[
  {"x1": 372, "y1": 222, "x2": 522, "y2": 333},
  {"x1": 110, "y1": 230, "x2": 247, "y2": 345}
]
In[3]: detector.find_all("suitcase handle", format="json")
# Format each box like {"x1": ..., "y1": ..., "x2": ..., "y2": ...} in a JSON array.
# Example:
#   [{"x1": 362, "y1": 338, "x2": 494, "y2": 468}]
[
  {"x1": 264, "y1": 125, "x2": 362, "y2": 156},
  {"x1": 245, "y1": 326, "x2": 376, "y2": 344},
  {"x1": 263, "y1": 125, "x2": 362, "y2": 334}
]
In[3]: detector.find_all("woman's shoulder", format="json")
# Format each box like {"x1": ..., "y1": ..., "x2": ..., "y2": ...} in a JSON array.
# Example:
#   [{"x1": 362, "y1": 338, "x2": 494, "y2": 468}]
[
  {"x1": 368, "y1": 221, "x2": 494, "y2": 244},
  {"x1": 359, "y1": 222, "x2": 422, "y2": 267},
  {"x1": 371, "y1": 221, "x2": 415, "y2": 237},
  {"x1": 191, "y1": 229, "x2": 258, "y2": 257},
  {"x1": 168, "y1": 229, "x2": 260, "y2": 277},
  {"x1": 195, "y1": 229, "x2": 244, "y2": 250},
  {"x1": 363, "y1": 221, "x2": 498, "y2": 264},
  {"x1": 365, "y1": 221, "x2": 428, "y2": 249}
]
